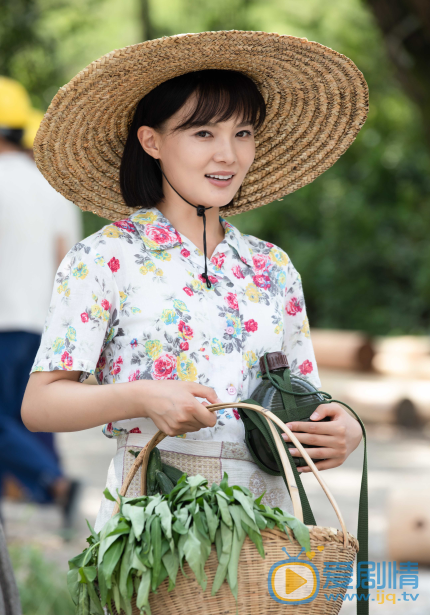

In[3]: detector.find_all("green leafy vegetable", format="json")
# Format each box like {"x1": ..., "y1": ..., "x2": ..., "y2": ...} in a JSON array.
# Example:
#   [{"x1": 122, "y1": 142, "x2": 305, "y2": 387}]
[{"x1": 68, "y1": 470, "x2": 310, "y2": 615}]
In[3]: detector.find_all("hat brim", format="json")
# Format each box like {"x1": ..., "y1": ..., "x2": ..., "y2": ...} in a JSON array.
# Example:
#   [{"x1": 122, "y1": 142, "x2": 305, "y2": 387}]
[{"x1": 34, "y1": 30, "x2": 368, "y2": 221}]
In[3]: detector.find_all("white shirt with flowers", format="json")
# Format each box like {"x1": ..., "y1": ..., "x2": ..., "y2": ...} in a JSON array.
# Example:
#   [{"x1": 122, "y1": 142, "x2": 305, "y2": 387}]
[{"x1": 31, "y1": 206, "x2": 321, "y2": 443}]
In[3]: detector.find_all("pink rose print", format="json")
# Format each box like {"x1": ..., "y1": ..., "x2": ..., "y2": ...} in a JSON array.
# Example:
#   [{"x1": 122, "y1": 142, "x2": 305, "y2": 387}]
[
  {"x1": 145, "y1": 225, "x2": 181, "y2": 245},
  {"x1": 211, "y1": 253, "x2": 226, "y2": 269},
  {"x1": 299, "y1": 360, "x2": 314, "y2": 375},
  {"x1": 224, "y1": 292, "x2": 239, "y2": 311},
  {"x1": 286, "y1": 297, "x2": 302, "y2": 316},
  {"x1": 129, "y1": 427, "x2": 142, "y2": 434},
  {"x1": 101, "y1": 299, "x2": 111, "y2": 311},
  {"x1": 180, "y1": 341, "x2": 189, "y2": 351},
  {"x1": 81, "y1": 312, "x2": 89, "y2": 323},
  {"x1": 114, "y1": 219, "x2": 135, "y2": 232},
  {"x1": 106, "y1": 422, "x2": 113, "y2": 434},
  {"x1": 181, "y1": 248, "x2": 190, "y2": 257},
  {"x1": 240, "y1": 256, "x2": 248, "y2": 265},
  {"x1": 266, "y1": 242, "x2": 274, "y2": 248},
  {"x1": 60, "y1": 351, "x2": 73, "y2": 370},
  {"x1": 232, "y1": 408, "x2": 240, "y2": 420},
  {"x1": 128, "y1": 369, "x2": 140, "y2": 381},
  {"x1": 198, "y1": 273, "x2": 218, "y2": 285},
  {"x1": 232, "y1": 265, "x2": 245, "y2": 279},
  {"x1": 244, "y1": 319, "x2": 258, "y2": 333},
  {"x1": 183, "y1": 287, "x2": 194, "y2": 296},
  {"x1": 178, "y1": 320, "x2": 193, "y2": 340},
  {"x1": 253, "y1": 273, "x2": 271, "y2": 289},
  {"x1": 152, "y1": 353, "x2": 176, "y2": 379},
  {"x1": 252, "y1": 254, "x2": 268, "y2": 271},
  {"x1": 108, "y1": 257, "x2": 120, "y2": 273},
  {"x1": 110, "y1": 356, "x2": 123, "y2": 375}
]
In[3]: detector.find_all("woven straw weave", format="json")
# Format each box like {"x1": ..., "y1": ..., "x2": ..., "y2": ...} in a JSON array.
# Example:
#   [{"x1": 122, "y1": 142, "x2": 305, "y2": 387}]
[
  {"x1": 33, "y1": 30, "x2": 368, "y2": 222},
  {"x1": 111, "y1": 526, "x2": 358, "y2": 615}
]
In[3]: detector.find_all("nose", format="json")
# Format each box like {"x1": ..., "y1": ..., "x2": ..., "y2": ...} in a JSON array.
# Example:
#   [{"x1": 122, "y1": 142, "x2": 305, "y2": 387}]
[{"x1": 212, "y1": 136, "x2": 236, "y2": 166}]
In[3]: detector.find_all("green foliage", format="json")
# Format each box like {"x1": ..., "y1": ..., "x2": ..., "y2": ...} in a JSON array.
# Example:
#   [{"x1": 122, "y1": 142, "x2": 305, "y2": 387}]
[
  {"x1": 2, "y1": 0, "x2": 429, "y2": 334},
  {"x1": 69, "y1": 471, "x2": 310, "y2": 614},
  {"x1": 9, "y1": 543, "x2": 75, "y2": 615}
]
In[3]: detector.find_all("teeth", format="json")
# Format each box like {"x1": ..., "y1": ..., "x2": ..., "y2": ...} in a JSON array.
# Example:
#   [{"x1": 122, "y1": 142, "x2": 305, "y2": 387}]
[{"x1": 207, "y1": 174, "x2": 233, "y2": 180}]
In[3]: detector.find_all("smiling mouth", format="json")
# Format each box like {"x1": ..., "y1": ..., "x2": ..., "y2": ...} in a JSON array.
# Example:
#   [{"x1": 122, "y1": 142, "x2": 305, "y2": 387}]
[{"x1": 205, "y1": 174, "x2": 234, "y2": 181}]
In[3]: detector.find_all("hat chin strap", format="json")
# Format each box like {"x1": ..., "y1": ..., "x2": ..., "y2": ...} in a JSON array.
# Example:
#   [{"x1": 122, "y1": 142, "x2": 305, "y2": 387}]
[{"x1": 155, "y1": 159, "x2": 228, "y2": 290}]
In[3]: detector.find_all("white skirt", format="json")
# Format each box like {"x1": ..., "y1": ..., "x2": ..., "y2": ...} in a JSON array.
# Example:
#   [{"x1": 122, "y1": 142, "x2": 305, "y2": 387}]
[{"x1": 94, "y1": 432, "x2": 294, "y2": 533}]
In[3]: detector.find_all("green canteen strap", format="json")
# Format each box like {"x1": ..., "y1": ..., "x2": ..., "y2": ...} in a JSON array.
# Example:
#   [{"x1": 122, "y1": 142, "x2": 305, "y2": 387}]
[{"x1": 240, "y1": 397, "x2": 317, "y2": 526}]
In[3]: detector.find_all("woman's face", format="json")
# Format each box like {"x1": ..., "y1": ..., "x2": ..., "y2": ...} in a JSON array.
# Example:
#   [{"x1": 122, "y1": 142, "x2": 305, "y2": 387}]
[{"x1": 137, "y1": 94, "x2": 256, "y2": 208}]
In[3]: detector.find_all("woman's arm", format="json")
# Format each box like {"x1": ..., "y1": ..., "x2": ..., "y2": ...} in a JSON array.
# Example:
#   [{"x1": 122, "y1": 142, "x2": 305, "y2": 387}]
[{"x1": 21, "y1": 371, "x2": 222, "y2": 435}]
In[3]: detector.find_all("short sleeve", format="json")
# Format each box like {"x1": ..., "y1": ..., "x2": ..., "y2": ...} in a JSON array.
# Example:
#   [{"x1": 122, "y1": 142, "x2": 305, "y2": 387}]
[
  {"x1": 30, "y1": 242, "x2": 121, "y2": 383},
  {"x1": 281, "y1": 257, "x2": 322, "y2": 390}
]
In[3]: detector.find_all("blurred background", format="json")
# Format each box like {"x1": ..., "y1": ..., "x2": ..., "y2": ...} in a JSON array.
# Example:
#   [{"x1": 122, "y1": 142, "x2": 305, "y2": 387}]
[{"x1": 1, "y1": 0, "x2": 430, "y2": 613}]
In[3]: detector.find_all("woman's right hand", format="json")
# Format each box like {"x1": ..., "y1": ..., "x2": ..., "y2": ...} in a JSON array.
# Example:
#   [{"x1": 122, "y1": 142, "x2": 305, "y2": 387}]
[{"x1": 130, "y1": 379, "x2": 223, "y2": 436}]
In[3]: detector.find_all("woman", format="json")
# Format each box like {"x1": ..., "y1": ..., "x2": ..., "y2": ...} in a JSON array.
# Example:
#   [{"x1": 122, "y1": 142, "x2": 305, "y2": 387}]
[{"x1": 21, "y1": 31, "x2": 368, "y2": 532}]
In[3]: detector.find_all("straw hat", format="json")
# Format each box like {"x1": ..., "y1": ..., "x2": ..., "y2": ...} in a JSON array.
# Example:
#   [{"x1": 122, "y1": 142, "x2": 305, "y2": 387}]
[{"x1": 33, "y1": 30, "x2": 368, "y2": 221}]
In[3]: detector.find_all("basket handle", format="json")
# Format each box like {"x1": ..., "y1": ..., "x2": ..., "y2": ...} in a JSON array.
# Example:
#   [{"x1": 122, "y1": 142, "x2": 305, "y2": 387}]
[{"x1": 111, "y1": 402, "x2": 349, "y2": 548}]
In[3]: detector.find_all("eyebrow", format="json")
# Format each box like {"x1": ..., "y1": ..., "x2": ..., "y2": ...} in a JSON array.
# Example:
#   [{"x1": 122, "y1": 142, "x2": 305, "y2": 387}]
[{"x1": 202, "y1": 120, "x2": 253, "y2": 128}]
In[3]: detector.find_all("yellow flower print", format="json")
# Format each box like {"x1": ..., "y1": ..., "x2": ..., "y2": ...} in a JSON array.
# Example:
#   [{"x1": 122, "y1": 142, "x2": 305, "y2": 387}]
[
  {"x1": 66, "y1": 326, "x2": 76, "y2": 341},
  {"x1": 155, "y1": 268, "x2": 163, "y2": 276},
  {"x1": 133, "y1": 211, "x2": 157, "y2": 224},
  {"x1": 92, "y1": 293, "x2": 98, "y2": 302},
  {"x1": 176, "y1": 352, "x2": 197, "y2": 381},
  {"x1": 94, "y1": 254, "x2": 105, "y2": 267},
  {"x1": 57, "y1": 280, "x2": 69, "y2": 295},
  {"x1": 301, "y1": 317, "x2": 310, "y2": 338},
  {"x1": 91, "y1": 304, "x2": 102, "y2": 318},
  {"x1": 143, "y1": 238, "x2": 160, "y2": 250},
  {"x1": 244, "y1": 350, "x2": 258, "y2": 369},
  {"x1": 139, "y1": 265, "x2": 148, "y2": 275},
  {"x1": 161, "y1": 309, "x2": 177, "y2": 325},
  {"x1": 65, "y1": 288, "x2": 71, "y2": 297},
  {"x1": 145, "y1": 340, "x2": 163, "y2": 359},
  {"x1": 52, "y1": 337, "x2": 65, "y2": 354},
  {"x1": 211, "y1": 338, "x2": 225, "y2": 356},
  {"x1": 274, "y1": 324, "x2": 281, "y2": 334},
  {"x1": 102, "y1": 225, "x2": 120, "y2": 238},
  {"x1": 153, "y1": 250, "x2": 171, "y2": 261},
  {"x1": 269, "y1": 247, "x2": 288, "y2": 266},
  {"x1": 119, "y1": 291, "x2": 127, "y2": 310},
  {"x1": 106, "y1": 328, "x2": 115, "y2": 343},
  {"x1": 245, "y1": 283, "x2": 261, "y2": 303},
  {"x1": 72, "y1": 262, "x2": 89, "y2": 280},
  {"x1": 191, "y1": 279, "x2": 203, "y2": 292},
  {"x1": 146, "y1": 261, "x2": 156, "y2": 272},
  {"x1": 173, "y1": 299, "x2": 188, "y2": 312},
  {"x1": 131, "y1": 307, "x2": 141, "y2": 314},
  {"x1": 33, "y1": 366, "x2": 43, "y2": 372},
  {"x1": 101, "y1": 310, "x2": 109, "y2": 321}
]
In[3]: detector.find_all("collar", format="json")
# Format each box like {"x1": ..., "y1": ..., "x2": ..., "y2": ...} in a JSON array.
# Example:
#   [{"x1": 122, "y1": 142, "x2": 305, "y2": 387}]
[{"x1": 130, "y1": 206, "x2": 253, "y2": 266}]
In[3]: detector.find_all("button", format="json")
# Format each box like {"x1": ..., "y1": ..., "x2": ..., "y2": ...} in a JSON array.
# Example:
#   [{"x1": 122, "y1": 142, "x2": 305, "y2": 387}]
[
  {"x1": 226, "y1": 326, "x2": 234, "y2": 335},
  {"x1": 227, "y1": 385, "x2": 237, "y2": 396}
]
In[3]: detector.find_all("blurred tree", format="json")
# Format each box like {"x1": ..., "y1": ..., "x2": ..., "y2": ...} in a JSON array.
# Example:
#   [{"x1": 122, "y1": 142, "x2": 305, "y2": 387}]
[{"x1": 365, "y1": 0, "x2": 430, "y2": 148}]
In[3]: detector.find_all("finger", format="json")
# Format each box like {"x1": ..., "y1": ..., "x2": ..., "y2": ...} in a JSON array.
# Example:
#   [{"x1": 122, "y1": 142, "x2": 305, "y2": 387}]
[
  {"x1": 191, "y1": 384, "x2": 223, "y2": 405},
  {"x1": 193, "y1": 400, "x2": 218, "y2": 427},
  {"x1": 298, "y1": 458, "x2": 342, "y2": 472},
  {"x1": 308, "y1": 402, "x2": 343, "y2": 422},
  {"x1": 282, "y1": 432, "x2": 336, "y2": 447},
  {"x1": 284, "y1": 421, "x2": 342, "y2": 435},
  {"x1": 288, "y1": 447, "x2": 340, "y2": 460}
]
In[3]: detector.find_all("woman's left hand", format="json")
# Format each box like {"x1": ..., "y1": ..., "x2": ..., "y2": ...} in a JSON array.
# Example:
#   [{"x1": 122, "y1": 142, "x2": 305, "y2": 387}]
[{"x1": 281, "y1": 402, "x2": 362, "y2": 473}]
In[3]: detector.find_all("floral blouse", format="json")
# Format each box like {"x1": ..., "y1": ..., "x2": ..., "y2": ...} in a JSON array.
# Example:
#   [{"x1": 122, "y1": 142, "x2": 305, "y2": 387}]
[{"x1": 31, "y1": 206, "x2": 321, "y2": 443}]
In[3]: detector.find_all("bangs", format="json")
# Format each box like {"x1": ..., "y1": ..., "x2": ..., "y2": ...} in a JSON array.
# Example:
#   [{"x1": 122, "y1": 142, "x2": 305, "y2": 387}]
[{"x1": 170, "y1": 70, "x2": 266, "y2": 132}]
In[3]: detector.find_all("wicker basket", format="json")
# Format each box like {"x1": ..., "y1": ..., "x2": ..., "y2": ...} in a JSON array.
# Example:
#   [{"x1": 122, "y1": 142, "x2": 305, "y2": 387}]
[{"x1": 110, "y1": 402, "x2": 359, "y2": 615}]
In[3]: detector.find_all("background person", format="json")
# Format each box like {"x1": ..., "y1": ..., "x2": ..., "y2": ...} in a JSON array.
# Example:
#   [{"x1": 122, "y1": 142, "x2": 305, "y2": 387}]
[{"x1": 0, "y1": 76, "x2": 82, "y2": 528}]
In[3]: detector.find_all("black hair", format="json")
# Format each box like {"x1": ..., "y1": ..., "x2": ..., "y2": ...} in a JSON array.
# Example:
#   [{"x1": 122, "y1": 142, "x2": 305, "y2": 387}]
[{"x1": 120, "y1": 69, "x2": 266, "y2": 209}]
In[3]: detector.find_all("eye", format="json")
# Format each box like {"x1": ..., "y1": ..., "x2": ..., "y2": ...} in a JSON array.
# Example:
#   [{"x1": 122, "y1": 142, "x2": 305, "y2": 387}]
[
  {"x1": 236, "y1": 130, "x2": 253, "y2": 137},
  {"x1": 195, "y1": 130, "x2": 212, "y2": 138}
]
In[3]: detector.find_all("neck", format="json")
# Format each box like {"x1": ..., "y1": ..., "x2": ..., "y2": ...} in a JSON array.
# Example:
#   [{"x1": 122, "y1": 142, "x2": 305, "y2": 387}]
[
  {"x1": 0, "y1": 138, "x2": 23, "y2": 154},
  {"x1": 156, "y1": 179, "x2": 226, "y2": 258}
]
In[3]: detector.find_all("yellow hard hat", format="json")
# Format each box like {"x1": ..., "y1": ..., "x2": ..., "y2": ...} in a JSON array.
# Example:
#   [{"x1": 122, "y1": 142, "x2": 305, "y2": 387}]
[
  {"x1": 0, "y1": 76, "x2": 32, "y2": 129},
  {"x1": 23, "y1": 108, "x2": 45, "y2": 148}
]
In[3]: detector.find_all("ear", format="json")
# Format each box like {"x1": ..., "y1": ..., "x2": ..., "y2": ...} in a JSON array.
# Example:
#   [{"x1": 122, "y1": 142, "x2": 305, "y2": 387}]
[{"x1": 137, "y1": 126, "x2": 160, "y2": 160}]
